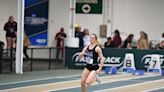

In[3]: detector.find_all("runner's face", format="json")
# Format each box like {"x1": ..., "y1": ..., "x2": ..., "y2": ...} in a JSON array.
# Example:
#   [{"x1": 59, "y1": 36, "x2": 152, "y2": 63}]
[{"x1": 90, "y1": 35, "x2": 96, "y2": 44}]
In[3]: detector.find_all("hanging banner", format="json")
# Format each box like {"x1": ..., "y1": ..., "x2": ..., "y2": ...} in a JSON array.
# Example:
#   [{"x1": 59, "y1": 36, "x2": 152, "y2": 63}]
[
  {"x1": 76, "y1": 0, "x2": 102, "y2": 14},
  {"x1": 25, "y1": 0, "x2": 49, "y2": 46}
]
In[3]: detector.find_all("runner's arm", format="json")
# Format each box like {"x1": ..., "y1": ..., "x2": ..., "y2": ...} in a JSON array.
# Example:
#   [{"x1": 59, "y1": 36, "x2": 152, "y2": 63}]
[
  {"x1": 79, "y1": 47, "x2": 87, "y2": 59},
  {"x1": 96, "y1": 46, "x2": 105, "y2": 72}
]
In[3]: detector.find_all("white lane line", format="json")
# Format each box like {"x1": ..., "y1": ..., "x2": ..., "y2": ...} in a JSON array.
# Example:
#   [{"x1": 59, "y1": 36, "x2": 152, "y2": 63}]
[
  {"x1": 0, "y1": 79, "x2": 80, "y2": 92},
  {"x1": 0, "y1": 74, "x2": 81, "y2": 86},
  {"x1": 44, "y1": 86, "x2": 80, "y2": 92},
  {"x1": 47, "y1": 74, "x2": 160, "y2": 92},
  {"x1": 94, "y1": 78, "x2": 163, "y2": 92},
  {"x1": 0, "y1": 72, "x2": 124, "y2": 86},
  {"x1": 0, "y1": 72, "x2": 134, "y2": 86},
  {"x1": 1, "y1": 73, "x2": 130, "y2": 91},
  {"x1": 143, "y1": 86, "x2": 164, "y2": 92}
]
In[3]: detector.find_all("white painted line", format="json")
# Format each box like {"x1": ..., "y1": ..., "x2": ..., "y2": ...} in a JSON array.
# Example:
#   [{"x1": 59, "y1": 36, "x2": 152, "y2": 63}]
[
  {"x1": 45, "y1": 85, "x2": 80, "y2": 92},
  {"x1": 0, "y1": 74, "x2": 81, "y2": 86},
  {"x1": 0, "y1": 72, "x2": 127, "y2": 86},
  {"x1": 143, "y1": 86, "x2": 164, "y2": 92},
  {"x1": 46, "y1": 74, "x2": 160, "y2": 92},
  {"x1": 94, "y1": 78, "x2": 164, "y2": 92},
  {"x1": 0, "y1": 73, "x2": 130, "y2": 91},
  {"x1": 0, "y1": 79, "x2": 80, "y2": 92},
  {"x1": 45, "y1": 74, "x2": 133, "y2": 92}
]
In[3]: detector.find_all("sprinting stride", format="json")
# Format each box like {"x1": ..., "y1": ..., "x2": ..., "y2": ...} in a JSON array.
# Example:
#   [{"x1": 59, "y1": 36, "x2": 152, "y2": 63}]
[{"x1": 79, "y1": 34, "x2": 105, "y2": 92}]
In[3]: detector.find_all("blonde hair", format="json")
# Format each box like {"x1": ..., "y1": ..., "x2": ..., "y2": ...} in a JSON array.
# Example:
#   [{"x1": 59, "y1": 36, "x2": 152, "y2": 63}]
[
  {"x1": 91, "y1": 33, "x2": 97, "y2": 40},
  {"x1": 91, "y1": 33, "x2": 102, "y2": 47}
]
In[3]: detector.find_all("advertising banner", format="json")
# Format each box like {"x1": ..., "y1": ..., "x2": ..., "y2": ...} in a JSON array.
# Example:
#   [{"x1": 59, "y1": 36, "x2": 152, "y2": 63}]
[
  {"x1": 65, "y1": 48, "x2": 164, "y2": 70},
  {"x1": 25, "y1": 0, "x2": 49, "y2": 46}
]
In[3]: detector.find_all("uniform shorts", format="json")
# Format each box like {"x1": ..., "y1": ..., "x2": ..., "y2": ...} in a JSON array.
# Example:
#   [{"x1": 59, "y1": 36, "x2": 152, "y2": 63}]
[{"x1": 85, "y1": 64, "x2": 99, "y2": 71}]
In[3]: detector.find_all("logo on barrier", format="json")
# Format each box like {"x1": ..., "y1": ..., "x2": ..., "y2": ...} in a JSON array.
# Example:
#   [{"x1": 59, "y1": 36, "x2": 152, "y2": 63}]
[
  {"x1": 72, "y1": 52, "x2": 123, "y2": 67},
  {"x1": 141, "y1": 54, "x2": 164, "y2": 68},
  {"x1": 72, "y1": 52, "x2": 86, "y2": 66},
  {"x1": 104, "y1": 57, "x2": 123, "y2": 67}
]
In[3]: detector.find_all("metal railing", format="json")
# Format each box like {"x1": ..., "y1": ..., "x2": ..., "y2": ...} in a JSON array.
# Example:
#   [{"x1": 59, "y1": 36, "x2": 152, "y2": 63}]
[{"x1": 0, "y1": 47, "x2": 65, "y2": 73}]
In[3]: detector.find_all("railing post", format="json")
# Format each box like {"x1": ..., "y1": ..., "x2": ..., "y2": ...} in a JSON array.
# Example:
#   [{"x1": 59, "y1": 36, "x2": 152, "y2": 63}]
[
  {"x1": 10, "y1": 48, "x2": 13, "y2": 73},
  {"x1": 0, "y1": 48, "x2": 2, "y2": 73},
  {"x1": 30, "y1": 48, "x2": 33, "y2": 71},
  {"x1": 49, "y1": 48, "x2": 51, "y2": 70}
]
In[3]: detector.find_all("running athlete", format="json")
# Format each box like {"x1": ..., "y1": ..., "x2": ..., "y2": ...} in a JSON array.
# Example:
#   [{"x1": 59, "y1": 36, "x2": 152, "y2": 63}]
[{"x1": 79, "y1": 33, "x2": 105, "y2": 92}]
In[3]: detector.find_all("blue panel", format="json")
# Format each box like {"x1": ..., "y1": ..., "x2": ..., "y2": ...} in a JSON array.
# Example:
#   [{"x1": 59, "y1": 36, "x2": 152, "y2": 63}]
[
  {"x1": 25, "y1": 0, "x2": 46, "y2": 7},
  {"x1": 25, "y1": 0, "x2": 49, "y2": 46},
  {"x1": 30, "y1": 32, "x2": 47, "y2": 46}
]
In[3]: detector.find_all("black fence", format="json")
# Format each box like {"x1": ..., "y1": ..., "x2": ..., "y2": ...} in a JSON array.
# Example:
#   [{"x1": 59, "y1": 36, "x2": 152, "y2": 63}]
[{"x1": 0, "y1": 47, "x2": 65, "y2": 74}]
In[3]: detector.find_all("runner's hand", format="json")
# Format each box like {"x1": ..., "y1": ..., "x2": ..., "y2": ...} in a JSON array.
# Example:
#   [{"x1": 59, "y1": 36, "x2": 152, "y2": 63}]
[{"x1": 96, "y1": 69, "x2": 101, "y2": 74}]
